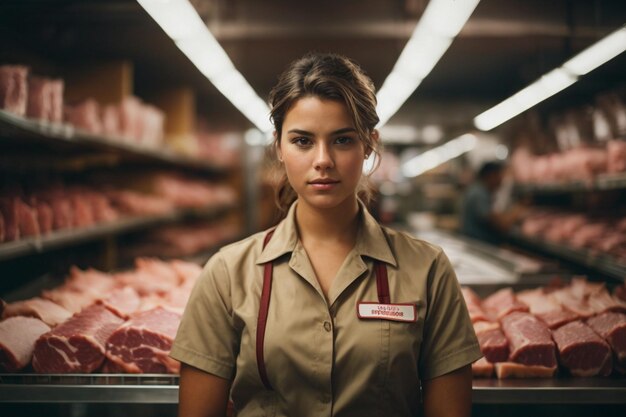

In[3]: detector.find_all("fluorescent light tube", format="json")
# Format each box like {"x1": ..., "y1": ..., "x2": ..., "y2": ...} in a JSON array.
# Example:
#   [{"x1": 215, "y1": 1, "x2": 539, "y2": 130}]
[
  {"x1": 137, "y1": 0, "x2": 272, "y2": 132},
  {"x1": 376, "y1": 0, "x2": 481, "y2": 127},
  {"x1": 401, "y1": 133, "x2": 477, "y2": 177},
  {"x1": 563, "y1": 26, "x2": 626, "y2": 76},
  {"x1": 475, "y1": 25, "x2": 625, "y2": 131}
]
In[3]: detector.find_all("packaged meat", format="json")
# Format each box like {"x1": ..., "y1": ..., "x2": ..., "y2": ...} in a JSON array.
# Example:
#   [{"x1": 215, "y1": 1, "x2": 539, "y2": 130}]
[
  {"x1": 0, "y1": 317, "x2": 51, "y2": 372},
  {"x1": 32, "y1": 304, "x2": 124, "y2": 373},
  {"x1": 0, "y1": 65, "x2": 29, "y2": 116}
]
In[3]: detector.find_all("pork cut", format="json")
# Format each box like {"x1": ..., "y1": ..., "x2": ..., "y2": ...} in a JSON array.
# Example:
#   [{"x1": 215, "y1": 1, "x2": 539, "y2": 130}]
[
  {"x1": 482, "y1": 288, "x2": 529, "y2": 320},
  {"x1": 500, "y1": 312, "x2": 557, "y2": 368},
  {"x1": 32, "y1": 304, "x2": 124, "y2": 373},
  {"x1": 96, "y1": 286, "x2": 141, "y2": 319},
  {"x1": 0, "y1": 317, "x2": 51, "y2": 372},
  {"x1": 587, "y1": 312, "x2": 626, "y2": 370},
  {"x1": 2, "y1": 297, "x2": 72, "y2": 327},
  {"x1": 552, "y1": 320, "x2": 612, "y2": 377},
  {"x1": 517, "y1": 288, "x2": 578, "y2": 329},
  {"x1": 474, "y1": 321, "x2": 509, "y2": 363},
  {"x1": 495, "y1": 362, "x2": 557, "y2": 379},
  {"x1": 461, "y1": 287, "x2": 489, "y2": 323},
  {"x1": 105, "y1": 307, "x2": 181, "y2": 373},
  {"x1": 472, "y1": 357, "x2": 493, "y2": 378}
]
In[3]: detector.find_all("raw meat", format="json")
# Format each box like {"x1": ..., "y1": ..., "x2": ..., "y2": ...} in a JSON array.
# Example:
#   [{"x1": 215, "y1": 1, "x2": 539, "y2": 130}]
[
  {"x1": 16, "y1": 198, "x2": 40, "y2": 238},
  {"x1": 0, "y1": 317, "x2": 50, "y2": 372},
  {"x1": 552, "y1": 320, "x2": 612, "y2": 377},
  {"x1": 64, "y1": 98, "x2": 102, "y2": 134},
  {"x1": 32, "y1": 304, "x2": 124, "y2": 373},
  {"x1": 587, "y1": 312, "x2": 626, "y2": 368},
  {"x1": 482, "y1": 288, "x2": 529, "y2": 320},
  {"x1": 607, "y1": 140, "x2": 626, "y2": 173},
  {"x1": 500, "y1": 312, "x2": 557, "y2": 368},
  {"x1": 2, "y1": 297, "x2": 72, "y2": 327},
  {"x1": 26, "y1": 76, "x2": 64, "y2": 122},
  {"x1": 0, "y1": 196, "x2": 20, "y2": 241},
  {"x1": 0, "y1": 65, "x2": 29, "y2": 116},
  {"x1": 461, "y1": 287, "x2": 489, "y2": 323},
  {"x1": 517, "y1": 288, "x2": 578, "y2": 329},
  {"x1": 105, "y1": 307, "x2": 181, "y2": 373},
  {"x1": 96, "y1": 286, "x2": 141, "y2": 319},
  {"x1": 472, "y1": 357, "x2": 493, "y2": 378},
  {"x1": 495, "y1": 362, "x2": 557, "y2": 379},
  {"x1": 474, "y1": 321, "x2": 509, "y2": 363}
]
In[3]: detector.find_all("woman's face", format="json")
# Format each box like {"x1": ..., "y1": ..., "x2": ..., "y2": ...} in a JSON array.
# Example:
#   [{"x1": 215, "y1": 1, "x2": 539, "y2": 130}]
[{"x1": 278, "y1": 96, "x2": 368, "y2": 211}]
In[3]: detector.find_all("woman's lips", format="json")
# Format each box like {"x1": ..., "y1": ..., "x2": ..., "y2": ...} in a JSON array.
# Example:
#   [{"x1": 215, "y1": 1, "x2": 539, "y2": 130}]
[{"x1": 308, "y1": 179, "x2": 339, "y2": 190}]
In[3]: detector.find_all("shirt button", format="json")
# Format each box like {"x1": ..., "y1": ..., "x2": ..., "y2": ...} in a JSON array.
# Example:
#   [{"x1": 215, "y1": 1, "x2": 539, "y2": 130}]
[{"x1": 323, "y1": 321, "x2": 332, "y2": 332}]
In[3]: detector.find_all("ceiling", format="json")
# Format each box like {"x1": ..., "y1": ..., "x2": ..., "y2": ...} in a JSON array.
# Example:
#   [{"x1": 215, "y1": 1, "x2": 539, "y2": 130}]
[{"x1": 1, "y1": 0, "x2": 625, "y2": 139}]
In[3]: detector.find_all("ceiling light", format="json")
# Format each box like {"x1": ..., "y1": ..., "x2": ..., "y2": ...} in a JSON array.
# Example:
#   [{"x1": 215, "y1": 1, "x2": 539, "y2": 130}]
[
  {"x1": 137, "y1": 0, "x2": 272, "y2": 132},
  {"x1": 401, "y1": 133, "x2": 477, "y2": 178},
  {"x1": 376, "y1": 0, "x2": 481, "y2": 127},
  {"x1": 563, "y1": 26, "x2": 626, "y2": 76},
  {"x1": 474, "y1": 25, "x2": 626, "y2": 131}
]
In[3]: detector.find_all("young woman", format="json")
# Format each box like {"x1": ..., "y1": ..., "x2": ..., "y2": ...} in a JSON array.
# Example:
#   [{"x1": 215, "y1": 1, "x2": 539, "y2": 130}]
[{"x1": 171, "y1": 53, "x2": 481, "y2": 417}]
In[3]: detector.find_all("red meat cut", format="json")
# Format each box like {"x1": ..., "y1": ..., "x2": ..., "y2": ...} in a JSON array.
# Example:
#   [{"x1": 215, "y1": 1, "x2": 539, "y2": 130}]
[
  {"x1": 500, "y1": 312, "x2": 557, "y2": 368},
  {"x1": 482, "y1": 288, "x2": 529, "y2": 320},
  {"x1": 473, "y1": 321, "x2": 509, "y2": 363},
  {"x1": 32, "y1": 304, "x2": 124, "y2": 373},
  {"x1": 552, "y1": 320, "x2": 612, "y2": 377},
  {"x1": 587, "y1": 312, "x2": 626, "y2": 371},
  {"x1": 0, "y1": 316, "x2": 51, "y2": 372},
  {"x1": 105, "y1": 307, "x2": 181, "y2": 373},
  {"x1": 2, "y1": 297, "x2": 72, "y2": 327}
]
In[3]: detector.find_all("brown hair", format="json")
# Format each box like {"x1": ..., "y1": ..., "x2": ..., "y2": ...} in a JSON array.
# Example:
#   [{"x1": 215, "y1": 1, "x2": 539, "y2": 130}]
[{"x1": 269, "y1": 52, "x2": 381, "y2": 215}]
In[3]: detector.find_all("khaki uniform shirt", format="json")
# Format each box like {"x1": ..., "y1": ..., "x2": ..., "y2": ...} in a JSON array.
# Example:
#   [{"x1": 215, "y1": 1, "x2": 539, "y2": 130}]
[{"x1": 171, "y1": 201, "x2": 481, "y2": 417}]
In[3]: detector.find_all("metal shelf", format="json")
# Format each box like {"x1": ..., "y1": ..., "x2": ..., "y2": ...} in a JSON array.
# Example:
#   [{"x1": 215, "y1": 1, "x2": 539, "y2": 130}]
[
  {"x1": 514, "y1": 173, "x2": 626, "y2": 194},
  {"x1": 0, "y1": 204, "x2": 234, "y2": 262},
  {"x1": 0, "y1": 374, "x2": 179, "y2": 404},
  {"x1": 510, "y1": 232, "x2": 626, "y2": 282},
  {"x1": 0, "y1": 110, "x2": 227, "y2": 175},
  {"x1": 1, "y1": 374, "x2": 625, "y2": 404},
  {"x1": 473, "y1": 377, "x2": 626, "y2": 404}
]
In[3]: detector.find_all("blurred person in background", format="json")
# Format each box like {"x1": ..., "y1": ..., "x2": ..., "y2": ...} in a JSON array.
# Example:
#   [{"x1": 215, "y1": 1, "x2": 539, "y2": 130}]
[{"x1": 460, "y1": 161, "x2": 526, "y2": 245}]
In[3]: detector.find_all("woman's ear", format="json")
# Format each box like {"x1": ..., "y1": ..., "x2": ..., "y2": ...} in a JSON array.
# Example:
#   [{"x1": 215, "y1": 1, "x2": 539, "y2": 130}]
[{"x1": 366, "y1": 129, "x2": 380, "y2": 158}]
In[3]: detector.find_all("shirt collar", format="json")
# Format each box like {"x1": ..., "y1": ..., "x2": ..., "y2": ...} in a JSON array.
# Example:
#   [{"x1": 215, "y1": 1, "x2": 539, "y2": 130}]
[{"x1": 256, "y1": 199, "x2": 397, "y2": 267}]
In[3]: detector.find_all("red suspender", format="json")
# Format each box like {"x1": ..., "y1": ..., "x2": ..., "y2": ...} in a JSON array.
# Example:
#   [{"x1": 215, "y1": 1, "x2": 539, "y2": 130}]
[
  {"x1": 256, "y1": 230, "x2": 389, "y2": 391},
  {"x1": 257, "y1": 230, "x2": 275, "y2": 391}
]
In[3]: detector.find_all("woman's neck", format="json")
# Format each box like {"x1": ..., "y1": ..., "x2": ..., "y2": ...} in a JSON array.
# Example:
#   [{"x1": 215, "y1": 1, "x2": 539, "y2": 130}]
[{"x1": 295, "y1": 198, "x2": 360, "y2": 245}]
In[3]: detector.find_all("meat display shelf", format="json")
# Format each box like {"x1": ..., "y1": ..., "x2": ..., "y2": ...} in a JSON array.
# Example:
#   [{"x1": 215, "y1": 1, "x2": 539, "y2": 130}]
[
  {"x1": 510, "y1": 232, "x2": 626, "y2": 282},
  {"x1": 0, "y1": 374, "x2": 179, "y2": 404},
  {"x1": 513, "y1": 172, "x2": 626, "y2": 194},
  {"x1": 1, "y1": 374, "x2": 625, "y2": 404},
  {"x1": 0, "y1": 110, "x2": 227, "y2": 175},
  {"x1": 0, "y1": 204, "x2": 234, "y2": 262}
]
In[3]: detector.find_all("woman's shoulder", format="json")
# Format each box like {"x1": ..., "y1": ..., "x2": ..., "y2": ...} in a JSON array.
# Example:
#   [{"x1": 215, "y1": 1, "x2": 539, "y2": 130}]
[{"x1": 381, "y1": 226, "x2": 445, "y2": 262}]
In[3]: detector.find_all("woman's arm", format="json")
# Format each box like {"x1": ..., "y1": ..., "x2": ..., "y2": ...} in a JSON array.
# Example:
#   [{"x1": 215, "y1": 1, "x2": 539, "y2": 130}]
[
  {"x1": 422, "y1": 364, "x2": 473, "y2": 417},
  {"x1": 178, "y1": 363, "x2": 231, "y2": 417}
]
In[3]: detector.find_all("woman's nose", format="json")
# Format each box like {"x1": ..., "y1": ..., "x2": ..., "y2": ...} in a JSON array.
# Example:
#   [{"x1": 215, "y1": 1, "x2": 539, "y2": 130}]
[{"x1": 314, "y1": 144, "x2": 334, "y2": 170}]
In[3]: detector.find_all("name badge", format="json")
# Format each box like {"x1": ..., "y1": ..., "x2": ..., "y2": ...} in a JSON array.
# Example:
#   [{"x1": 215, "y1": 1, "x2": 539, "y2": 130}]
[{"x1": 357, "y1": 302, "x2": 417, "y2": 322}]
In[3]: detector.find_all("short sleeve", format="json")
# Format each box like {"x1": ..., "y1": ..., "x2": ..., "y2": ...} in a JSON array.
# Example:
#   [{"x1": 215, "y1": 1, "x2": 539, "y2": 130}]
[
  {"x1": 170, "y1": 251, "x2": 238, "y2": 379},
  {"x1": 418, "y1": 251, "x2": 482, "y2": 380}
]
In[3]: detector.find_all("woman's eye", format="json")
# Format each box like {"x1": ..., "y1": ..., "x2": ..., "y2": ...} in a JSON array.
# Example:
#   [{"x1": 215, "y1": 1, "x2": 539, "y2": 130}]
[
  {"x1": 292, "y1": 137, "x2": 311, "y2": 147},
  {"x1": 335, "y1": 136, "x2": 353, "y2": 145}
]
